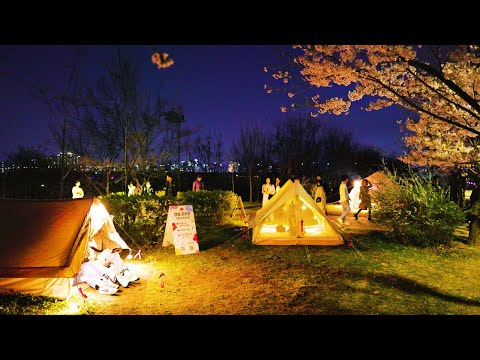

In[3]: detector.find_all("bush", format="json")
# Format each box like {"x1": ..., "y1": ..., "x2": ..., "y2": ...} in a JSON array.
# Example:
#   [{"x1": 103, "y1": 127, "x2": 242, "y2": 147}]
[
  {"x1": 178, "y1": 190, "x2": 237, "y2": 225},
  {"x1": 100, "y1": 190, "x2": 238, "y2": 246},
  {"x1": 372, "y1": 166, "x2": 465, "y2": 246}
]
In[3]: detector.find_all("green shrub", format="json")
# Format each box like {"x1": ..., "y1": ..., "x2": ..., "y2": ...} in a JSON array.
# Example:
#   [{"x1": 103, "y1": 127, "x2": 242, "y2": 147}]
[
  {"x1": 372, "y1": 166, "x2": 465, "y2": 246},
  {"x1": 99, "y1": 190, "x2": 238, "y2": 246},
  {"x1": 178, "y1": 190, "x2": 237, "y2": 225}
]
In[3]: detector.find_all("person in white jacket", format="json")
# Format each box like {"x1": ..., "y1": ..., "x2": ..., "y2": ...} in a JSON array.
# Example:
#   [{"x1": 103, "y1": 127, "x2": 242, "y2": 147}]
[
  {"x1": 311, "y1": 175, "x2": 327, "y2": 215},
  {"x1": 338, "y1": 175, "x2": 351, "y2": 225},
  {"x1": 262, "y1": 177, "x2": 275, "y2": 207},
  {"x1": 72, "y1": 181, "x2": 84, "y2": 199}
]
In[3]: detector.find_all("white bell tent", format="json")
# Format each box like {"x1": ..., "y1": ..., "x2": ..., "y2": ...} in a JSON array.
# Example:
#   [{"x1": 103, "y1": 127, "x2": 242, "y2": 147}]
[{"x1": 251, "y1": 180, "x2": 343, "y2": 246}]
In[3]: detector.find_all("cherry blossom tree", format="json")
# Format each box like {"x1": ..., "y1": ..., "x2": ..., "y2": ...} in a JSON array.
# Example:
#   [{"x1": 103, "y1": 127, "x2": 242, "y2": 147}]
[
  {"x1": 267, "y1": 45, "x2": 480, "y2": 244},
  {"x1": 400, "y1": 113, "x2": 480, "y2": 172},
  {"x1": 266, "y1": 45, "x2": 479, "y2": 142}
]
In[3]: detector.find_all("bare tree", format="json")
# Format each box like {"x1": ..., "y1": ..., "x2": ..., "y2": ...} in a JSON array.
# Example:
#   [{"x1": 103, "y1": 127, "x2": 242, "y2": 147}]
[
  {"x1": 231, "y1": 122, "x2": 266, "y2": 202},
  {"x1": 80, "y1": 49, "x2": 177, "y2": 193},
  {"x1": 191, "y1": 130, "x2": 224, "y2": 172},
  {"x1": 34, "y1": 65, "x2": 84, "y2": 198},
  {"x1": 272, "y1": 115, "x2": 321, "y2": 181}
]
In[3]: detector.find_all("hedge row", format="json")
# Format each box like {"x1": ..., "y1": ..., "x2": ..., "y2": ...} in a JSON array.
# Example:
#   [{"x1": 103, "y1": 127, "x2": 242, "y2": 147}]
[{"x1": 99, "y1": 190, "x2": 238, "y2": 246}]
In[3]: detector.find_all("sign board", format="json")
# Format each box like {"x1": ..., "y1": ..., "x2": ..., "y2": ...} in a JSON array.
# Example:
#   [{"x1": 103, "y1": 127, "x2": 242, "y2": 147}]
[{"x1": 162, "y1": 205, "x2": 199, "y2": 255}]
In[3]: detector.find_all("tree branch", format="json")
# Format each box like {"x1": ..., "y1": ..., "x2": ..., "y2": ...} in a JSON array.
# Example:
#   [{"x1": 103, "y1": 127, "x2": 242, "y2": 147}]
[
  {"x1": 367, "y1": 75, "x2": 480, "y2": 136},
  {"x1": 407, "y1": 58, "x2": 480, "y2": 115}
]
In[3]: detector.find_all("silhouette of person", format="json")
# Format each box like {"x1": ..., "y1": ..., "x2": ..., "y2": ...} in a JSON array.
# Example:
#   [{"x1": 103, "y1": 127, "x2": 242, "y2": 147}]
[{"x1": 165, "y1": 174, "x2": 177, "y2": 197}]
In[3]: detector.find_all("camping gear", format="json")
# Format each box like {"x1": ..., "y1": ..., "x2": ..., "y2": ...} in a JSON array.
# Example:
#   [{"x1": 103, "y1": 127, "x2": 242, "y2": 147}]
[
  {"x1": 250, "y1": 180, "x2": 343, "y2": 245},
  {"x1": 0, "y1": 197, "x2": 129, "y2": 299}
]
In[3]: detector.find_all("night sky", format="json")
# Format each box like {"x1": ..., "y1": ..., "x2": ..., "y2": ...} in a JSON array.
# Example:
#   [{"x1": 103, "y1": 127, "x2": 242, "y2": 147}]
[{"x1": 0, "y1": 45, "x2": 405, "y2": 162}]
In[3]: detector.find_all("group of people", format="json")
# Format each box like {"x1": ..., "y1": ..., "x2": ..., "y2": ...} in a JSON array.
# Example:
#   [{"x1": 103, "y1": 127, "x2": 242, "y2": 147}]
[
  {"x1": 72, "y1": 174, "x2": 207, "y2": 200},
  {"x1": 260, "y1": 174, "x2": 373, "y2": 224},
  {"x1": 261, "y1": 177, "x2": 281, "y2": 207},
  {"x1": 163, "y1": 173, "x2": 205, "y2": 197},
  {"x1": 337, "y1": 175, "x2": 372, "y2": 226},
  {"x1": 128, "y1": 181, "x2": 153, "y2": 196}
]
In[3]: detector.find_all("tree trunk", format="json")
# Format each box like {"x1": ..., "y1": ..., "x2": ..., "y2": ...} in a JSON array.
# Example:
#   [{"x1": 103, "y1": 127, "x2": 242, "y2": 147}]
[
  {"x1": 248, "y1": 168, "x2": 253, "y2": 203},
  {"x1": 467, "y1": 200, "x2": 480, "y2": 245},
  {"x1": 106, "y1": 170, "x2": 110, "y2": 195}
]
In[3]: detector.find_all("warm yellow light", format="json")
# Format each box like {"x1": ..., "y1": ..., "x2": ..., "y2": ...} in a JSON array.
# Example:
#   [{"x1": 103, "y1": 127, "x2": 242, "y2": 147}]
[
  {"x1": 304, "y1": 225, "x2": 324, "y2": 234},
  {"x1": 260, "y1": 224, "x2": 278, "y2": 233},
  {"x1": 68, "y1": 303, "x2": 80, "y2": 313}
]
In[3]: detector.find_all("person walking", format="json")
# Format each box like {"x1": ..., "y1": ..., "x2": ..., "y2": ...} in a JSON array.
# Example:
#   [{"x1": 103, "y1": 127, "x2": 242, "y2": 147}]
[
  {"x1": 354, "y1": 179, "x2": 372, "y2": 221},
  {"x1": 338, "y1": 175, "x2": 351, "y2": 225}
]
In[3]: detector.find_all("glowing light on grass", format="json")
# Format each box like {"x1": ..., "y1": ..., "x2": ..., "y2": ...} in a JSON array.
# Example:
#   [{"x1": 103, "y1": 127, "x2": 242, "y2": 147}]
[{"x1": 67, "y1": 302, "x2": 80, "y2": 313}]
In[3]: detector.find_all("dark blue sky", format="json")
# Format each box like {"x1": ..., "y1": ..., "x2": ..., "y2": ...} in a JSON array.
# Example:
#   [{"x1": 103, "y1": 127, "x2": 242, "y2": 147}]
[{"x1": 0, "y1": 45, "x2": 405, "y2": 162}]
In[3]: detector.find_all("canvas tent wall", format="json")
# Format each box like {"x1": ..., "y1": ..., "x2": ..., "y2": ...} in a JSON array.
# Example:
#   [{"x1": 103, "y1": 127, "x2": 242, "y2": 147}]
[
  {"x1": 251, "y1": 180, "x2": 343, "y2": 245},
  {"x1": 0, "y1": 197, "x2": 129, "y2": 299},
  {"x1": 366, "y1": 171, "x2": 391, "y2": 191}
]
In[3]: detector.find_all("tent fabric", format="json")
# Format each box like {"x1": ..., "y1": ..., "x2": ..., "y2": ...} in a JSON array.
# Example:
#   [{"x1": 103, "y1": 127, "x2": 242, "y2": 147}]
[
  {"x1": 366, "y1": 171, "x2": 392, "y2": 191},
  {"x1": 251, "y1": 180, "x2": 344, "y2": 246},
  {"x1": 0, "y1": 198, "x2": 128, "y2": 299}
]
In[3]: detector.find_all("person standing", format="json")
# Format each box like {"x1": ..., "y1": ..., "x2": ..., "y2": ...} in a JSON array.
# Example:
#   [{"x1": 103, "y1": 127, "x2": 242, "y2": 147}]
[
  {"x1": 72, "y1": 181, "x2": 84, "y2": 199},
  {"x1": 262, "y1": 177, "x2": 275, "y2": 207},
  {"x1": 312, "y1": 175, "x2": 327, "y2": 215},
  {"x1": 274, "y1": 177, "x2": 281, "y2": 195},
  {"x1": 144, "y1": 181, "x2": 153, "y2": 195},
  {"x1": 354, "y1": 179, "x2": 372, "y2": 221},
  {"x1": 192, "y1": 174, "x2": 205, "y2": 191},
  {"x1": 338, "y1": 175, "x2": 351, "y2": 225},
  {"x1": 164, "y1": 174, "x2": 177, "y2": 197},
  {"x1": 128, "y1": 182, "x2": 138, "y2": 196}
]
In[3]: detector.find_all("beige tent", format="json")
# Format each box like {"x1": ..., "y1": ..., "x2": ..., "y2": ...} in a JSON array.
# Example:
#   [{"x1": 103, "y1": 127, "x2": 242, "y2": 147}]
[
  {"x1": 251, "y1": 180, "x2": 343, "y2": 245},
  {"x1": 366, "y1": 171, "x2": 391, "y2": 191},
  {"x1": 0, "y1": 198, "x2": 129, "y2": 299}
]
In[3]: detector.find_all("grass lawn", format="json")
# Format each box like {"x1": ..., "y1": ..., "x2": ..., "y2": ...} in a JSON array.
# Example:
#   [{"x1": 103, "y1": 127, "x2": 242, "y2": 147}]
[{"x1": 1, "y1": 204, "x2": 480, "y2": 315}]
